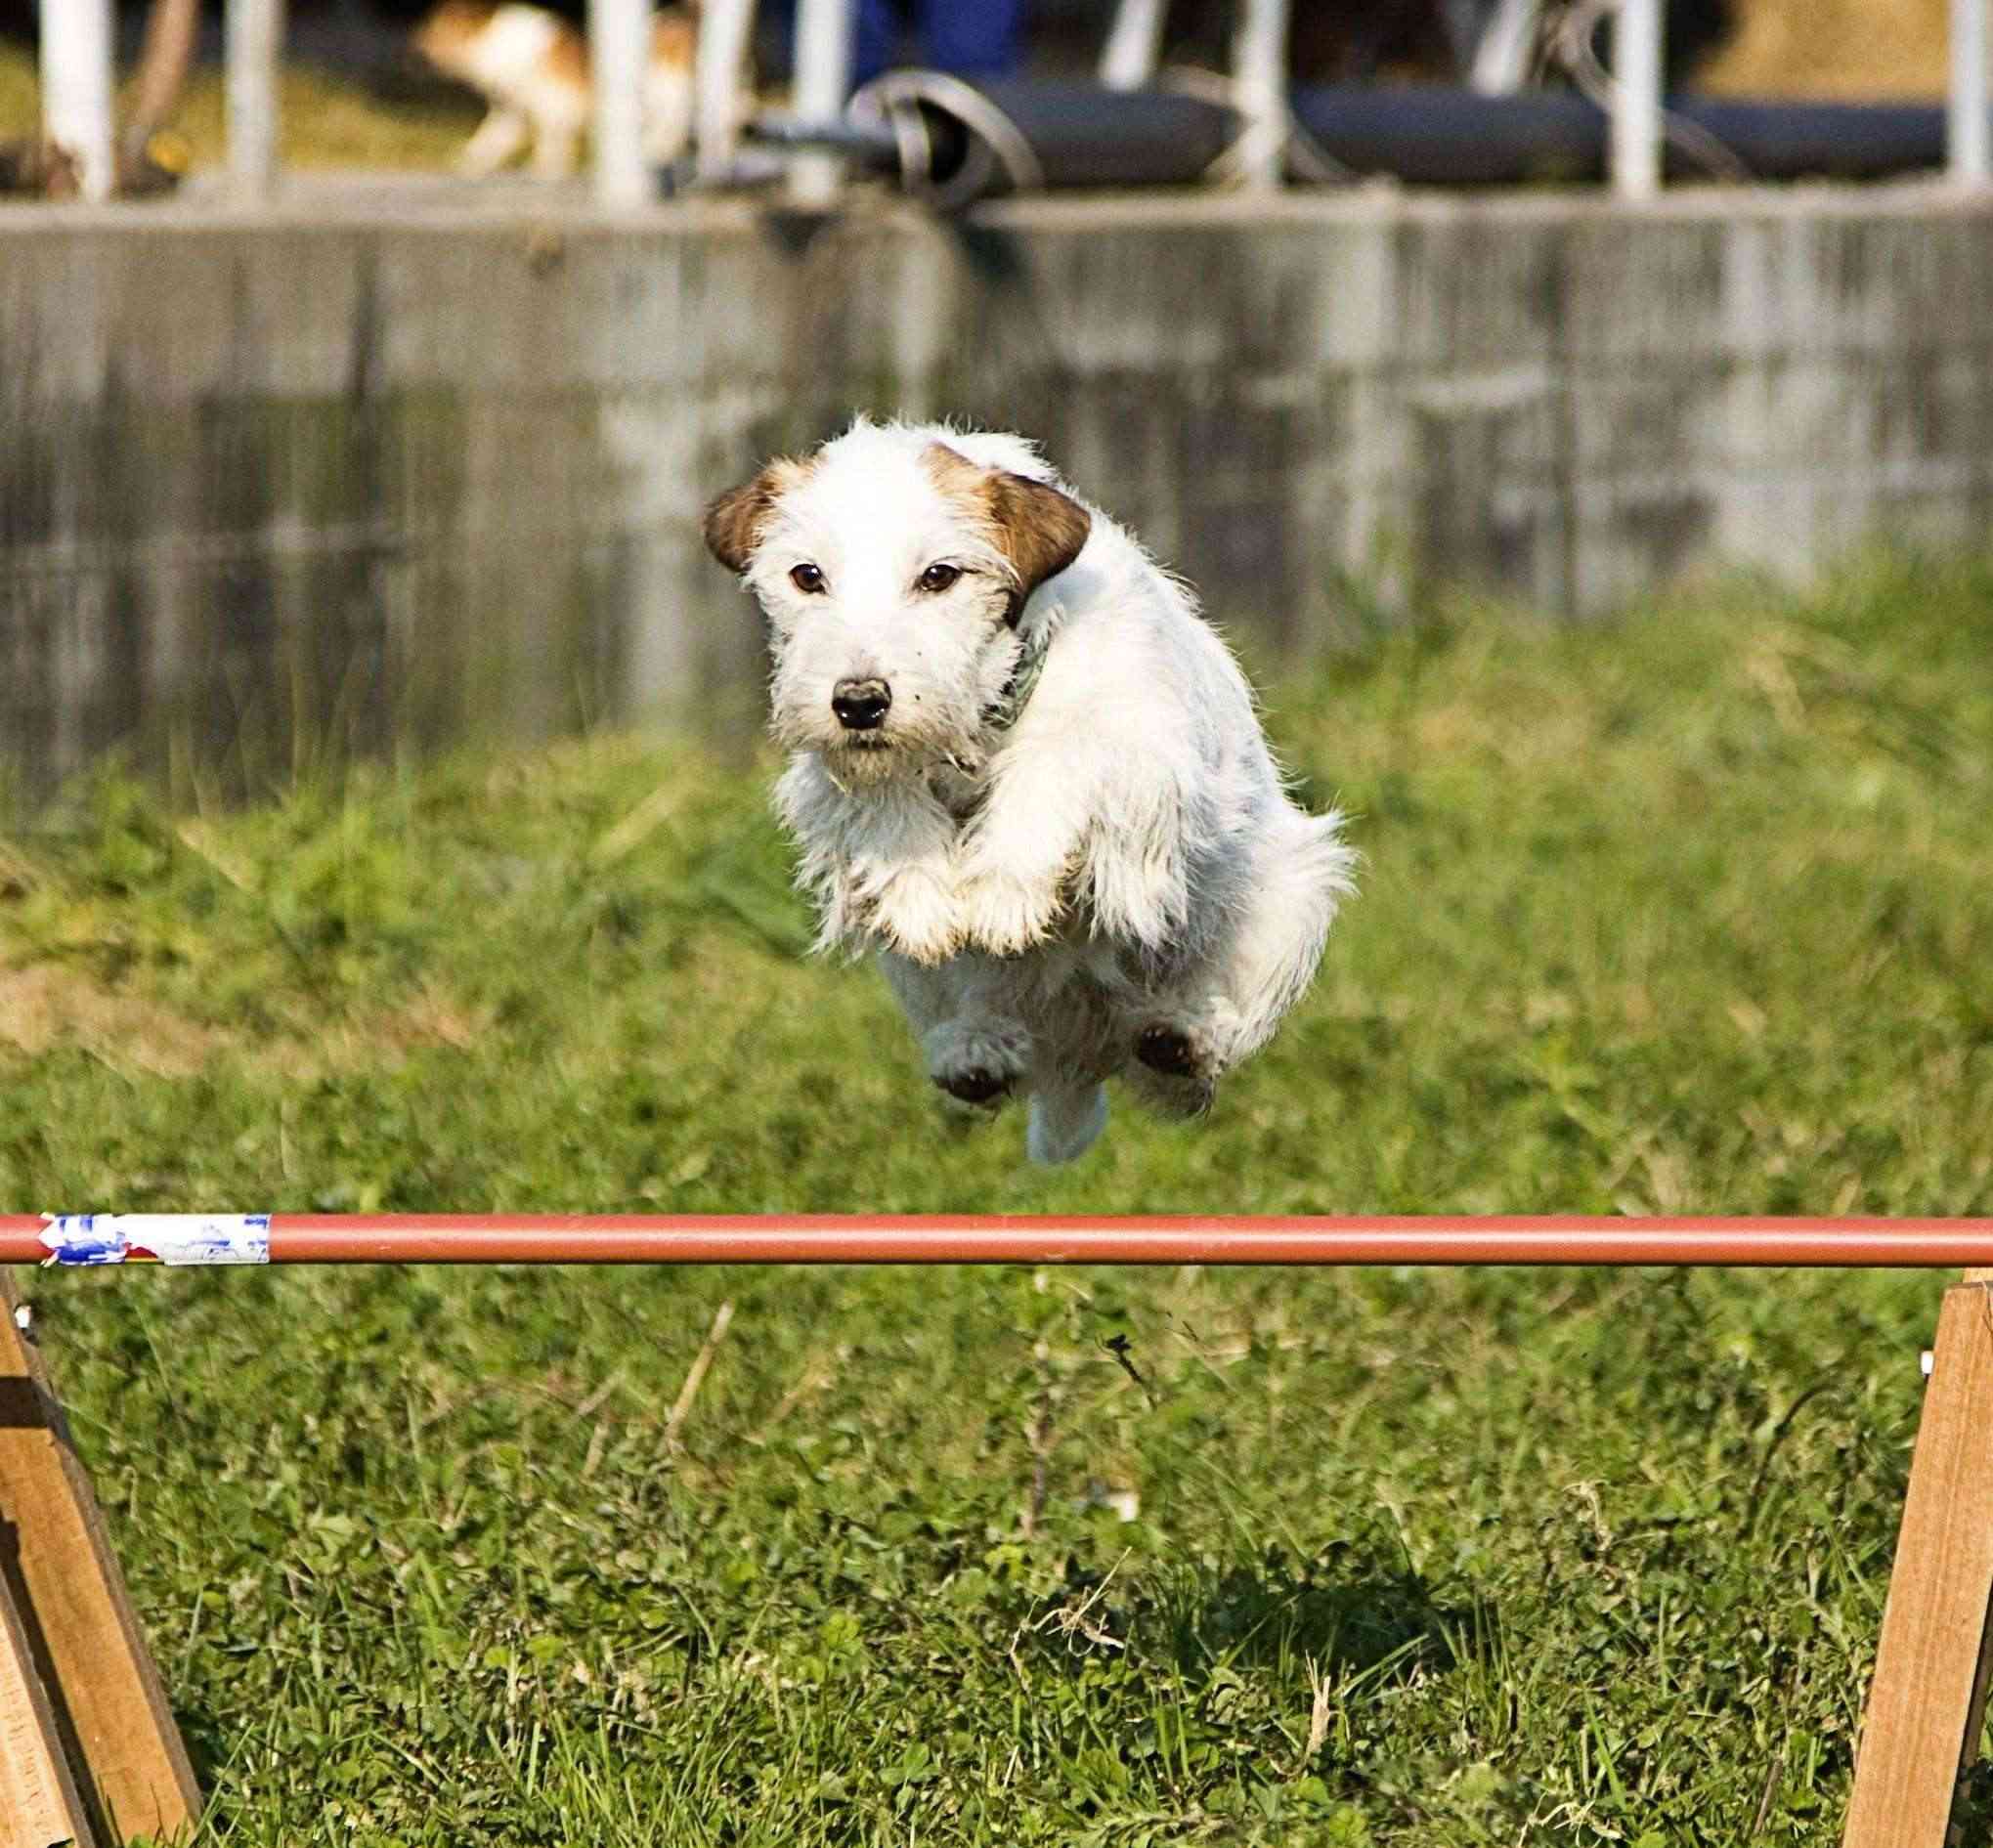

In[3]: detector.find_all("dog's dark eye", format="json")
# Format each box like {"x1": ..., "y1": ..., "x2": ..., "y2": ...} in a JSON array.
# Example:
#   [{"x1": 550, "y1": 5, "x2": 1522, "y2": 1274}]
[
  {"x1": 917, "y1": 563, "x2": 963, "y2": 594},
  {"x1": 790, "y1": 563, "x2": 827, "y2": 595}
]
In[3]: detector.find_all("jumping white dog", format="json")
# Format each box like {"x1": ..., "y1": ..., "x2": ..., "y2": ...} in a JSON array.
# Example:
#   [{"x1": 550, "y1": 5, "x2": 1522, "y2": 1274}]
[{"x1": 705, "y1": 420, "x2": 1356, "y2": 1164}]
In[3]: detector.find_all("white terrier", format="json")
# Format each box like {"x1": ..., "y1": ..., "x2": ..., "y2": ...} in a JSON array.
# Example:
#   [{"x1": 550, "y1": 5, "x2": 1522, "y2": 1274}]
[
  {"x1": 412, "y1": 2, "x2": 701, "y2": 181},
  {"x1": 705, "y1": 420, "x2": 1356, "y2": 1164}
]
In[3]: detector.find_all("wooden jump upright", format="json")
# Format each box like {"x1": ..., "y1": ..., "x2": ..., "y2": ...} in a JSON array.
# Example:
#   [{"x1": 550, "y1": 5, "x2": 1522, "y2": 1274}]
[
  {"x1": 1841, "y1": 1268, "x2": 1993, "y2": 1847},
  {"x1": 0, "y1": 1270, "x2": 198, "y2": 1848}
]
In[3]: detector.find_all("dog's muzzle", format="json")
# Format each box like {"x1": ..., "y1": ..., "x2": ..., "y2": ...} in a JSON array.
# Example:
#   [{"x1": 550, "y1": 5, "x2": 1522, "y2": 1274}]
[{"x1": 832, "y1": 677, "x2": 892, "y2": 732}]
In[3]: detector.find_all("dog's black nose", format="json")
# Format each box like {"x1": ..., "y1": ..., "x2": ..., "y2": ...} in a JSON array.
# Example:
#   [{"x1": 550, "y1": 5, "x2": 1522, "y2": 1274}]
[{"x1": 832, "y1": 678, "x2": 892, "y2": 731}]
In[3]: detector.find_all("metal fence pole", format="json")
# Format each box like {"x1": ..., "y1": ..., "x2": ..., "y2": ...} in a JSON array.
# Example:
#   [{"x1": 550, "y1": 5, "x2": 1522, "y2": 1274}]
[
  {"x1": 696, "y1": 0, "x2": 759, "y2": 183},
  {"x1": 1101, "y1": 0, "x2": 1167, "y2": 91},
  {"x1": 1611, "y1": 0, "x2": 1663, "y2": 198},
  {"x1": 37, "y1": 0, "x2": 116, "y2": 201},
  {"x1": 1953, "y1": 0, "x2": 1992, "y2": 186},
  {"x1": 789, "y1": 0, "x2": 854, "y2": 206},
  {"x1": 1232, "y1": 0, "x2": 1290, "y2": 192},
  {"x1": 1469, "y1": 0, "x2": 1542, "y2": 94},
  {"x1": 590, "y1": 0, "x2": 651, "y2": 205},
  {"x1": 226, "y1": 0, "x2": 285, "y2": 204}
]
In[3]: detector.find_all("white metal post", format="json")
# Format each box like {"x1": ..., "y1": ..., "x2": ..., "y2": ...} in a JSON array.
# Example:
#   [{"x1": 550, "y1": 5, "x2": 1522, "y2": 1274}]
[
  {"x1": 1611, "y1": 0, "x2": 1663, "y2": 199},
  {"x1": 1952, "y1": 0, "x2": 1992, "y2": 187},
  {"x1": 227, "y1": 0, "x2": 285, "y2": 204},
  {"x1": 789, "y1": 0, "x2": 855, "y2": 206},
  {"x1": 1232, "y1": 0, "x2": 1289, "y2": 192},
  {"x1": 38, "y1": 0, "x2": 117, "y2": 202},
  {"x1": 1469, "y1": 0, "x2": 1542, "y2": 95},
  {"x1": 590, "y1": 0, "x2": 651, "y2": 205},
  {"x1": 696, "y1": 0, "x2": 759, "y2": 183},
  {"x1": 1101, "y1": 0, "x2": 1167, "y2": 92}
]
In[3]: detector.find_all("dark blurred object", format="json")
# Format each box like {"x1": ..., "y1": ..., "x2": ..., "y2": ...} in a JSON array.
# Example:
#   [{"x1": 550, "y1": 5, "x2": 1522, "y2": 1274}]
[
  {"x1": 1291, "y1": 85, "x2": 1957, "y2": 184},
  {"x1": 1295, "y1": 88, "x2": 1606, "y2": 183},
  {"x1": 1152, "y1": 0, "x2": 1734, "y2": 85},
  {"x1": 1668, "y1": 95, "x2": 1953, "y2": 177},
  {"x1": 0, "y1": 137, "x2": 80, "y2": 196},
  {"x1": 122, "y1": 126, "x2": 192, "y2": 191},
  {"x1": 0, "y1": 128, "x2": 185, "y2": 196},
  {"x1": 775, "y1": 72, "x2": 1963, "y2": 206},
  {"x1": 823, "y1": 73, "x2": 1238, "y2": 204}
]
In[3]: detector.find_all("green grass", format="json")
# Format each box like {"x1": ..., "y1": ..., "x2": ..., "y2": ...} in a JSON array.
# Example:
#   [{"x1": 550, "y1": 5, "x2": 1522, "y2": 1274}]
[{"x1": 3, "y1": 555, "x2": 1991, "y2": 1844}]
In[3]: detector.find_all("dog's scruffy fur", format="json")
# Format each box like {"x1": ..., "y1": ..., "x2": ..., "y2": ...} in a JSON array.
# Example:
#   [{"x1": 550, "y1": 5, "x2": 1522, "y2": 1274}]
[{"x1": 705, "y1": 420, "x2": 1356, "y2": 1164}]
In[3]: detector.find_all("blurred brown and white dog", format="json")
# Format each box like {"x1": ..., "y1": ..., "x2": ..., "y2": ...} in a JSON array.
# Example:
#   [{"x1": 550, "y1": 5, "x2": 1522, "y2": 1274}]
[
  {"x1": 705, "y1": 420, "x2": 1357, "y2": 1164},
  {"x1": 412, "y1": 2, "x2": 701, "y2": 179}
]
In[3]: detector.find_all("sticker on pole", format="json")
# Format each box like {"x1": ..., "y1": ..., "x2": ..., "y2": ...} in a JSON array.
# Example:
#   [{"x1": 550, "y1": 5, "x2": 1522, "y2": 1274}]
[{"x1": 39, "y1": 1214, "x2": 271, "y2": 1268}]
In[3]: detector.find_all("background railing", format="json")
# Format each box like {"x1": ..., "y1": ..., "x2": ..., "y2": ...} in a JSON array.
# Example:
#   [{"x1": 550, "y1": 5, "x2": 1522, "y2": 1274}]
[{"x1": 29, "y1": 0, "x2": 1993, "y2": 207}]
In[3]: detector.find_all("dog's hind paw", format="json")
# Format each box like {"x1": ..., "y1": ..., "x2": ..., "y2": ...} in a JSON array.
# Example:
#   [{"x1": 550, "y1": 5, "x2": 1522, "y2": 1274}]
[
  {"x1": 927, "y1": 1021, "x2": 1030, "y2": 1111},
  {"x1": 935, "y1": 1065, "x2": 1013, "y2": 1106},
  {"x1": 1135, "y1": 1024, "x2": 1203, "y2": 1078},
  {"x1": 1128, "y1": 1024, "x2": 1218, "y2": 1120}
]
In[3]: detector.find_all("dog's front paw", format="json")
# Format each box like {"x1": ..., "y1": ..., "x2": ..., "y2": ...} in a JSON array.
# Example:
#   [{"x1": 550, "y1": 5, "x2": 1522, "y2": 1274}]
[
  {"x1": 866, "y1": 867, "x2": 961, "y2": 967},
  {"x1": 927, "y1": 1020, "x2": 1030, "y2": 1110},
  {"x1": 955, "y1": 869, "x2": 1064, "y2": 958}
]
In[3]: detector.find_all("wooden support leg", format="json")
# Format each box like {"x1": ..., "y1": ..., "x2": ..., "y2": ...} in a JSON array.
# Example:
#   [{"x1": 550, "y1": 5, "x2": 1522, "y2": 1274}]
[
  {"x1": 1842, "y1": 1278, "x2": 1993, "y2": 1847},
  {"x1": 0, "y1": 1271, "x2": 199, "y2": 1845},
  {"x1": 0, "y1": 1557, "x2": 97, "y2": 1848}
]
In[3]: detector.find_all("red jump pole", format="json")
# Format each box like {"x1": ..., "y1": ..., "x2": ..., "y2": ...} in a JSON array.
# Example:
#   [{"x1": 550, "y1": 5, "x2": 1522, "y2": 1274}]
[{"x1": 6, "y1": 1214, "x2": 1993, "y2": 1268}]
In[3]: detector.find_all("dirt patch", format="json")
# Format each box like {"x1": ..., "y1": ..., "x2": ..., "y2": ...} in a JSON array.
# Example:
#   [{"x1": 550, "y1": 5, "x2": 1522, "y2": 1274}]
[
  {"x1": 0, "y1": 963, "x2": 491, "y2": 1082},
  {"x1": 1700, "y1": 0, "x2": 1950, "y2": 99},
  {"x1": 313, "y1": 989, "x2": 495, "y2": 1070},
  {"x1": 0, "y1": 964, "x2": 225, "y2": 1078}
]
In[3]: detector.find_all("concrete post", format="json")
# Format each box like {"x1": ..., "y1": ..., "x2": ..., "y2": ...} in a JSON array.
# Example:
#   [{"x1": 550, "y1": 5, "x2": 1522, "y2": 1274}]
[
  {"x1": 37, "y1": 0, "x2": 117, "y2": 201},
  {"x1": 1953, "y1": 0, "x2": 1991, "y2": 187},
  {"x1": 789, "y1": 0, "x2": 855, "y2": 206},
  {"x1": 1232, "y1": 0, "x2": 1289, "y2": 192},
  {"x1": 227, "y1": 0, "x2": 285, "y2": 204},
  {"x1": 1611, "y1": 0, "x2": 1663, "y2": 199},
  {"x1": 1101, "y1": 0, "x2": 1167, "y2": 92},
  {"x1": 590, "y1": 0, "x2": 651, "y2": 206},
  {"x1": 696, "y1": 0, "x2": 759, "y2": 183}
]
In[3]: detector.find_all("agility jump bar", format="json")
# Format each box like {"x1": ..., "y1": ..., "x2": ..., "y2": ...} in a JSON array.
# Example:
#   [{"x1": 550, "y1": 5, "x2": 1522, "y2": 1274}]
[{"x1": 7, "y1": 1213, "x2": 1993, "y2": 1268}]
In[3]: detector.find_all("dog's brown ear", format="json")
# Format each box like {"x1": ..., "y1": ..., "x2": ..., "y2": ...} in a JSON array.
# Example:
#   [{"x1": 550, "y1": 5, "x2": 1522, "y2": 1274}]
[
  {"x1": 703, "y1": 459, "x2": 804, "y2": 574},
  {"x1": 923, "y1": 442, "x2": 1090, "y2": 596},
  {"x1": 987, "y1": 472, "x2": 1091, "y2": 596}
]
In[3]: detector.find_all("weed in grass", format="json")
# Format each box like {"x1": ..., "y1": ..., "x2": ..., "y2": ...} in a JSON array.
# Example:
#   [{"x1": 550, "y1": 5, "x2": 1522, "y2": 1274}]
[{"x1": 1, "y1": 556, "x2": 1990, "y2": 1841}]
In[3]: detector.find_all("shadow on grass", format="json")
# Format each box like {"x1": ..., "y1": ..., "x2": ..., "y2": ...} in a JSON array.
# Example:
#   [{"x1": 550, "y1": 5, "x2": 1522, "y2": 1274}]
[{"x1": 1133, "y1": 1545, "x2": 1462, "y2": 1690}]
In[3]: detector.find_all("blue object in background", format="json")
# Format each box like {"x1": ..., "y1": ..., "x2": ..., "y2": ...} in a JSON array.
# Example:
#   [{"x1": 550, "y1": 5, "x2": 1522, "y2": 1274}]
[
  {"x1": 852, "y1": 0, "x2": 1028, "y2": 86},
  {"x1": 754, "y1": 0, "x2": 1026, "y2": 91}
]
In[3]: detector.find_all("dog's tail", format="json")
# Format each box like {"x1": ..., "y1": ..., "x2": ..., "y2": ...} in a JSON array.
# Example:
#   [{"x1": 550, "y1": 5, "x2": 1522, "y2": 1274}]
[{"x1": 1026, "y1": 1081, "x2": 1108, "y2": 1165}]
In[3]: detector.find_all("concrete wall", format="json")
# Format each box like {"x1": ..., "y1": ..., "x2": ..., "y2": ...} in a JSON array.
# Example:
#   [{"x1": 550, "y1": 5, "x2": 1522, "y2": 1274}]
[{"x1": 2, "y1": 184, "x2": 1990, "y2": 795}]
